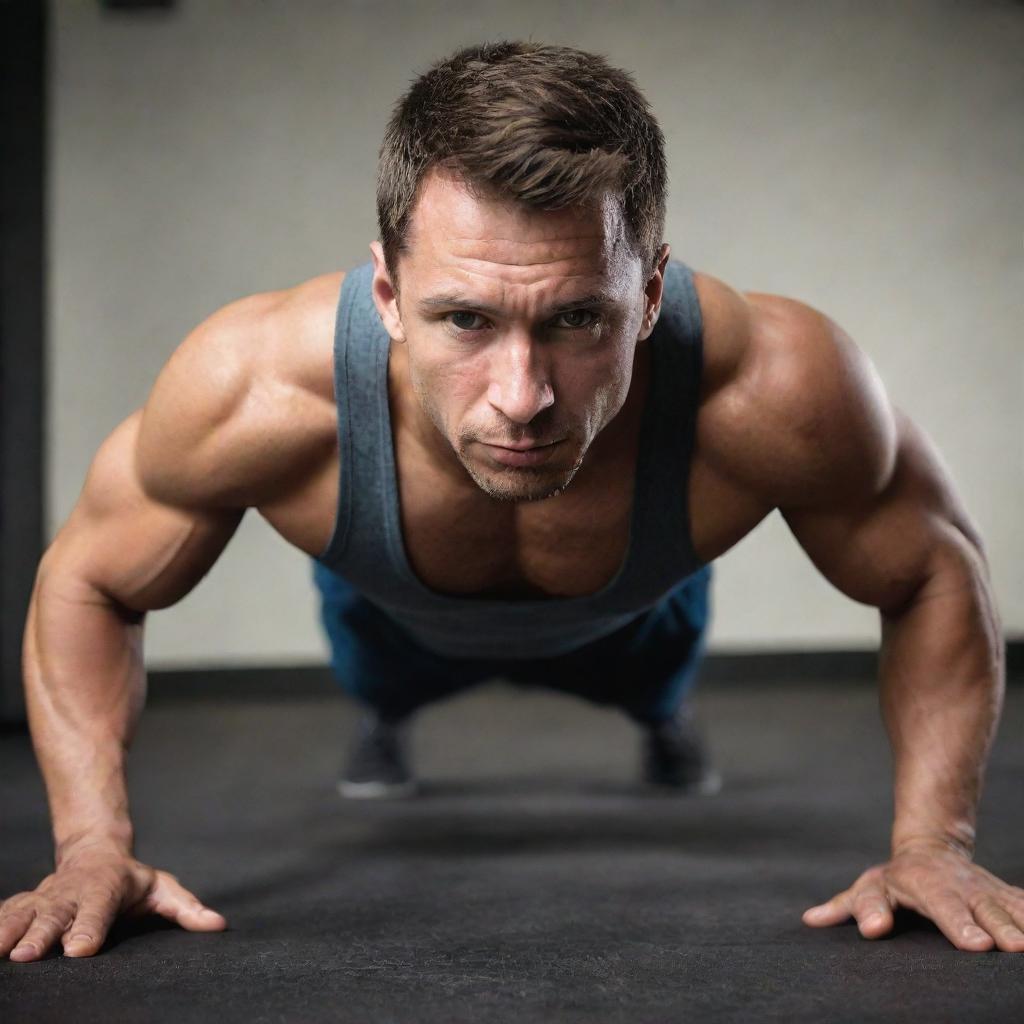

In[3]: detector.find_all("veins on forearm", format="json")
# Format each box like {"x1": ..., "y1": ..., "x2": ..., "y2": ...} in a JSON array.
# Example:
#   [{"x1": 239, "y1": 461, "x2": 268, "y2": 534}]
[{"x1": 880, "y1": 545, "x2": 1004, "y2": 855}]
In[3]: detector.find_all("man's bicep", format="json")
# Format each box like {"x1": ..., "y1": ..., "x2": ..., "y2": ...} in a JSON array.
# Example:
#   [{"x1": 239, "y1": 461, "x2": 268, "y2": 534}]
[{"x1": 781, "y1": 408, "x2": 986, "y2": 615}]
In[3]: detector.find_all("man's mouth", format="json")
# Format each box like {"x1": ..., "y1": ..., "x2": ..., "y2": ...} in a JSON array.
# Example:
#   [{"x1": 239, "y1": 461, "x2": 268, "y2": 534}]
[
  {"x1": 479, "y1": 438, "x2": 564, "y2": 467},
  {"x1": 488, "y1": 439, "x2": 560, "y2": 451}
]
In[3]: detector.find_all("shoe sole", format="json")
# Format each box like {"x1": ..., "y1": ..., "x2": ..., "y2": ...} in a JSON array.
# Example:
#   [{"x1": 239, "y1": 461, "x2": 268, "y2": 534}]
[
  {"x1": 337, "y1": 778, "x2": 419, "y2": 800},
  {"x1": 644, "y1": 768, "x2": 724, "y2": 795}
]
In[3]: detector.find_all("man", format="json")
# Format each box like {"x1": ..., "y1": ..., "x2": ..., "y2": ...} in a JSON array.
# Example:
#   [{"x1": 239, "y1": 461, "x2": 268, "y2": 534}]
[{"x1": 2, "y1": 40, "x2": 1019, "y2": 963}]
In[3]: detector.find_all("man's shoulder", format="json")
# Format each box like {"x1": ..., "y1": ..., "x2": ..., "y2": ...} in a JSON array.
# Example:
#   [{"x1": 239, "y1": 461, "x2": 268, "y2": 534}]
[
  {"x1": 692, "y1": 275, "x2": 895, "y2": 510},
  {"x1": 266, "y1": 269, "x2": 348, "y2": 399},
  {"x1": 137, "y1": 270, "x2": 348, "y2": 508},
  {"x1": 164, "y1": 267, "x2": 347, "y2": 399},
  {"x1": 690, "y1": 270, "x2": 755, "y2": 400}
]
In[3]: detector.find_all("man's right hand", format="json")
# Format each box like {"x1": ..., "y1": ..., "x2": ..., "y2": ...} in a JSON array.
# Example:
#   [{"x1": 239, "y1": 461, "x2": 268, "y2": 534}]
[{"x1": 0, "y1": 840, "x2": 227, "y2": 962}]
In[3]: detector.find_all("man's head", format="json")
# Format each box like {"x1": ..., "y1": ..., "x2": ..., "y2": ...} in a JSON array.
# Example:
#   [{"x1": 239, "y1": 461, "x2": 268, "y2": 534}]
[{"x1": 370, "y1": 41, "x2": 671, "y2": 503}]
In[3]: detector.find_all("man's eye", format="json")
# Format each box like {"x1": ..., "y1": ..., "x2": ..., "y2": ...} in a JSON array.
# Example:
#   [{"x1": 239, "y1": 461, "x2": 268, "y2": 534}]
[
  {"x1": 445, "y1": 310, "x2": 600, "y2": 333},
  {"x1": 555, "y1": 310, "x2": 600, "y2": 329},
  {"x1": 448, "y1": 311, "x2": 488, "y2": 331}
]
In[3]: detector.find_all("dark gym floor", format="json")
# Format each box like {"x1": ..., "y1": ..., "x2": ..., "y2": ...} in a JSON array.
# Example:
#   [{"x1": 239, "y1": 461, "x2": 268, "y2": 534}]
[{"x1": 2, "y1": 675, "x2": 1023, "y2": 1023}]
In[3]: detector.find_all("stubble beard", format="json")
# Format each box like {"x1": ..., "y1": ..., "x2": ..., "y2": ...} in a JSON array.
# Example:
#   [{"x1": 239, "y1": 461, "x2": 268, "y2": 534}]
[
  {"x1": 413, "y1": 382, "x2": 589, "y2": 503},
  {"x1": 456, "y1": 440, "x2": 588, "y2": 504}
]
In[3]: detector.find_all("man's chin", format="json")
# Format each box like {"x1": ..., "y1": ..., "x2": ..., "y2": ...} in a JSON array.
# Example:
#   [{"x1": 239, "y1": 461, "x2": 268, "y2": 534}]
[{"x1": 461, "y1": 459, "x2": 579, "y2": 503}]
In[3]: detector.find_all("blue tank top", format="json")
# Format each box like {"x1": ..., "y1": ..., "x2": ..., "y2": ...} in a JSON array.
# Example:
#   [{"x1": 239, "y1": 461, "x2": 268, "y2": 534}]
[{"x1": 314, "y1": 259, "x2": 707, "y2": 659}]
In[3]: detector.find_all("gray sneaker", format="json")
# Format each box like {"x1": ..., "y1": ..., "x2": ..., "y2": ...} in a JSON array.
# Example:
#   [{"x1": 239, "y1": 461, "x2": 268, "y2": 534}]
[
  {"x1": 338, "y1": 712, "x2": 418, "y2": 799},
  {"x1": 641, "y1": 704, "x2": 722, "y2": 794}
]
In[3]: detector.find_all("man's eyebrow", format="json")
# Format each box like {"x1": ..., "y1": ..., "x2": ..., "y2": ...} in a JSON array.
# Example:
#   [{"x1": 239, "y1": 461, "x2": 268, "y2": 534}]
[{"x1": 415, "y1": 292, "x2": 616, "y2": 317}]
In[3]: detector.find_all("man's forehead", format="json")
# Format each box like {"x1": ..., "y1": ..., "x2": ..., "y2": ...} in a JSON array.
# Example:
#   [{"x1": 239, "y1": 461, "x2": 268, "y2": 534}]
[{"x1": 405, "y1": 169, "x2": 630, "y2": 264}]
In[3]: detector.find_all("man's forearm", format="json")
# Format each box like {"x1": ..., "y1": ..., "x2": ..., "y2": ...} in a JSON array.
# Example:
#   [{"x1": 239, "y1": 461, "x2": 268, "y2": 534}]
[
  {"x1": 22, "y1": 558, "x2": 146, "y2": 863},
  {"x1": 879, "y1": 535, "x2": 1005, "y2": 858}
]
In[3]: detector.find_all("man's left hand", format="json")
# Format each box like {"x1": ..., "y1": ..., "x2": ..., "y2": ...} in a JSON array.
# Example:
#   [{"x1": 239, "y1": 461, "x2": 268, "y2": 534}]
[{"x1": 802, "y1": 839, "x2": 1024, "y2": 951}]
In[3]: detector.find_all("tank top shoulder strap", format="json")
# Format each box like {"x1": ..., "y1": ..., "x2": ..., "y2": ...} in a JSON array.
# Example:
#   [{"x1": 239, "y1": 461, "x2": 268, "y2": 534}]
[
  {"x1": 629, "y1": 258, "x2": 705, "y2": 577},
  {"x1": 317, "y1": 260, "x2": 388, "y2": 568}
]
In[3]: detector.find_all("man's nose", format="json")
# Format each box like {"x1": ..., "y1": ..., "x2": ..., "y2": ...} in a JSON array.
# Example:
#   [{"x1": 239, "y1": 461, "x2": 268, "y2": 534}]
[{"x1": 486, "y1": 336, "x2": 555, "y2": 425}]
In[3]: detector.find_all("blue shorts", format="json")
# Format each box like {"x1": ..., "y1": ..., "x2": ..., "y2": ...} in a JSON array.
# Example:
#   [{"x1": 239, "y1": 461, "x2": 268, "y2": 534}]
[{"x1": 311, "y1": 560, "x2": 713, "y2": 725}]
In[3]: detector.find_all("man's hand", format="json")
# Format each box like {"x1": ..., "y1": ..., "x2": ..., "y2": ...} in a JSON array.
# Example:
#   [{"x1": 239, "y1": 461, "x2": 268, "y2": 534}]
[
  {"x1": 802, "y1": 838, "x2": 1024, "y2": 952},
  {"x1": 0, "y1": 840, "x2": 226, "y2": 962}
]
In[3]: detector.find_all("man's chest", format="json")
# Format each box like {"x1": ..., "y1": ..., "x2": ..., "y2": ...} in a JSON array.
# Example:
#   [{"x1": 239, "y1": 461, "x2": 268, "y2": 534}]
[
  {"x1": 260, "y1": 395, "x2": 774, "y2": 597},
  {"x1": 392, "y1": 435, "x2": 637, "y2": 600}
]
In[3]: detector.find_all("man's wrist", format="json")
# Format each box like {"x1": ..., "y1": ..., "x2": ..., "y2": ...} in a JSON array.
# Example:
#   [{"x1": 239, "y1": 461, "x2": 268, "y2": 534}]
[
  {"x1": 891, "y1": 826, "x2": 976, "y2": 860},
  {"x1": 54, "y1": 825, "x2": 135, "y2": 866}
]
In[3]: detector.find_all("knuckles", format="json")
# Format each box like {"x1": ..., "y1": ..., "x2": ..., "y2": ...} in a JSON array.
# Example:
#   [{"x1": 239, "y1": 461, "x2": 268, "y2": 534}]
[{"x1": 0, "y1": 892, "x2": 35, "y2": 913}]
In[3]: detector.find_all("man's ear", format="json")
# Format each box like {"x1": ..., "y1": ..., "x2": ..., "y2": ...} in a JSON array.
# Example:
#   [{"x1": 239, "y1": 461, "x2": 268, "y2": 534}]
[
  {"x1": 369, "y1": 241, "x2": 406, "y2": 342},
  {"x1": 638, "y1": 243, "x2": 671, "y2": 341}
]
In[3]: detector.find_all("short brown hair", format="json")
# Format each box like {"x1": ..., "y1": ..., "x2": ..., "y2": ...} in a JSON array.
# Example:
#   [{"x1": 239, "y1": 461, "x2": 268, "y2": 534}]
[{"x1": 376, "y1": 40, "x2": 667, "y2": 284}]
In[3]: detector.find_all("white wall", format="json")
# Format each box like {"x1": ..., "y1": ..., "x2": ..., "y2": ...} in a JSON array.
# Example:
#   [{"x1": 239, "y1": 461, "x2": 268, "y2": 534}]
[{"x1": 49, "y1": 0, "x2": 1023, "y2": 667}]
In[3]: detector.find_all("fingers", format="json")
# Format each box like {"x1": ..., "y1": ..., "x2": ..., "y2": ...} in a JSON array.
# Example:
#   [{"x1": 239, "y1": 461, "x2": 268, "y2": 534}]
[
  {"x1": 802, "y1": 893, "x2": 853, "y2": 928},
  {"x1": 0, "y1": 884, "x2": 121, "y2": 962},
  {"x1": 967, "y1": 896, "x2": 1024, "y2": 953},
  {"x1": 923, "y1": 890, "x2": 994, "y2": 951},
  {"x1": 805, "y1": 882, "x2": 999, "y2": 950},
  {"x1": 2, "y1": 863, "x2": 226, "y2": 963},
  {"x1": 0, "y1": 898, "x2": 36, "y2": 960},
  {"x1": 6, "y1": 902, "x2": 75, "y2": 963},
  {"x1": 851, "y1": 882, "x2": 896, "y2": 938},
  {"x1": 61, "y1": 889, "x2": 123, "y2": 958},
  {"x1": 805, "y1": 867, "x2": 1024, "y2": 952},
  {"x1": 139, "y1": 872, "x2": 227, "y2": 932},
  {"x1": 803, "y1": 879, "x2": 894, "y2": 938}
]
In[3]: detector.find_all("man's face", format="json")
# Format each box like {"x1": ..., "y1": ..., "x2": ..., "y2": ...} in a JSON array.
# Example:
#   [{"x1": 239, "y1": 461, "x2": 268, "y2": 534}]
[{"x1": 371, "y1": 168, "x2": 665, "y2": 503}]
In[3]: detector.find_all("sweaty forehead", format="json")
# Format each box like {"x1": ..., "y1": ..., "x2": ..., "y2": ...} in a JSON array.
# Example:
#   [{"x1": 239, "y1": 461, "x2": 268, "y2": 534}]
[{"x1": 401, "y1": 169, "x2": 634, "y2": 292}]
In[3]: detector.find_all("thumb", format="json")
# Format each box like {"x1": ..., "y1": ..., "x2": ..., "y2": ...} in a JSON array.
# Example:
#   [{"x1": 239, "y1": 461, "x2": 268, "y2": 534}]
[
  {"x1": 803, "y1": 892, "x2": 854, "y2": 927},
  {"x1": 142, "y1": 871, "x2": 228, "y2": 932}
]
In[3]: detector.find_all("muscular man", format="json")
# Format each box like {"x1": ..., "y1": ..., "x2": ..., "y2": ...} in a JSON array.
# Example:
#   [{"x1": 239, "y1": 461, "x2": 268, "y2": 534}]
[{"x1": 3, "y1": 41, "x2": 1019, "y2": 962}]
